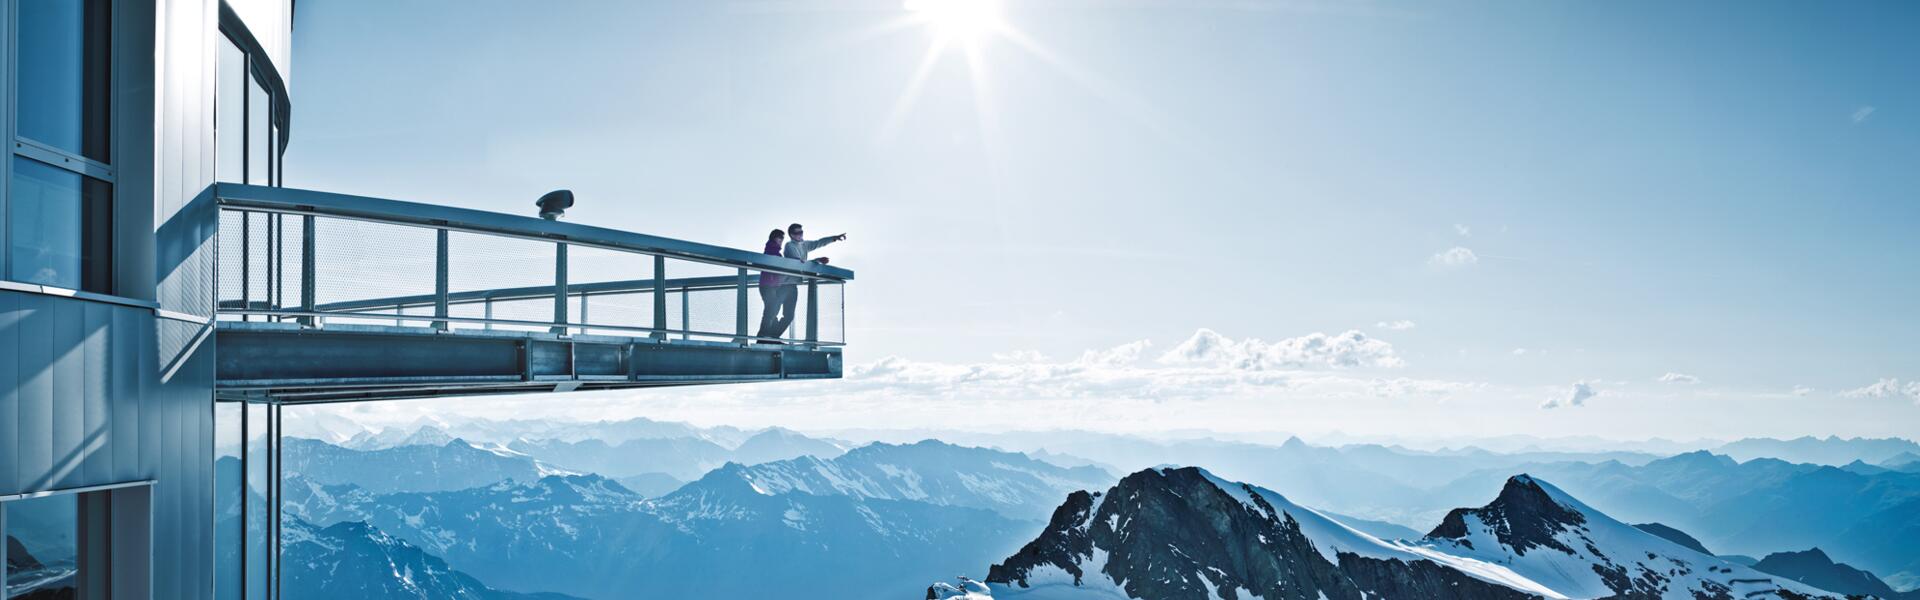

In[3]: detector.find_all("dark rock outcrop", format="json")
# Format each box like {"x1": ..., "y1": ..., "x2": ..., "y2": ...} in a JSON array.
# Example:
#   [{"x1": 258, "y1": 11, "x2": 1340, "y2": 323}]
[
  {"x1": 1428, "y1": 475, "x2": 1584, "y2": 556},
  {"x1": 1753, "y1": 548, "x2": 1915, "y2": 600},
  {"x1": 1633, "y1": 522, "x2": 1714, "y2": 555}
]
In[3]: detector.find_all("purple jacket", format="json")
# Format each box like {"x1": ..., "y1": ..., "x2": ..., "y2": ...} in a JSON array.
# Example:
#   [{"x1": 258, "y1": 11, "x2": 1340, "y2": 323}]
[{"x1": 758, "y1": 239, "x2": 784, "y2": 287}]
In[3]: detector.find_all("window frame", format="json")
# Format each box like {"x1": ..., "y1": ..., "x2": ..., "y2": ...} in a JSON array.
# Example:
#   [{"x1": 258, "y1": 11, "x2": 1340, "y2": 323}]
[
  {"x1": 0, "y1": 480, "x2": 155, "y2": 599},
  {"x1": 3, "y1": 0, "x2": 117, "y2": 295}
]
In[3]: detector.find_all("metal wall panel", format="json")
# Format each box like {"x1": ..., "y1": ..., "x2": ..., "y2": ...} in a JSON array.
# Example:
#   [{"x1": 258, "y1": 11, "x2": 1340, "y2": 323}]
[
  {"x1": 83, "y1": 302, "x2": 110, "y2": 484},
  {"x1": 51, "y1": 299, "x2": 84, "y2": 491},
  {"x1": 0, "y1": 292, "x2": 17, "y2": 492},
  {"x1": 17, "y1": 295, "x2": 54, "y2": 491},
  {"x1": 111, "y1": 306, "x2": 140, "y2": 483}
]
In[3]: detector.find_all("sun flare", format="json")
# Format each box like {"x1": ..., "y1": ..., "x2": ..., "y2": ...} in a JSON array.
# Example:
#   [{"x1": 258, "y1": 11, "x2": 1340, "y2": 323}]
[{"x1": 904, "y1": 0, "x2": 1006, "y2": 43}]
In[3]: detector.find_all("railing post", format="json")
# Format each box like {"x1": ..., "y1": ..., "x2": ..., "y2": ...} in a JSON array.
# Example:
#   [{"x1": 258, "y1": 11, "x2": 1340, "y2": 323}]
[
  {"x1": 433, "y1": 229, "x2": 449, "y2": 331},
  {"x1": 241, "y1": 213, "x2": 251, "y2": 321},
  {"x1": 735, "y1": 268, "x2": 748, "y2": 345},
  {"x1": 651, "y1": 256, "x2": 667, "y2": 340},
  {"x1": 299, "y1": 215, "x2": 315, "y2": 327},
  {"x1": 483, "y1": 298, "x2": 493, "y2": 331},
  {"x1": 805, "y1": 279, "x2": 819, "y2": 348},
  {"x1": 552, "y1": 243, "x2": 568, "y2": 335},
  {"x1": 266, "y1": 215, "x2": 277, "y2": 320},
  {"x1": 681, "y1": 288, "x2": 690, "y2": 341}
]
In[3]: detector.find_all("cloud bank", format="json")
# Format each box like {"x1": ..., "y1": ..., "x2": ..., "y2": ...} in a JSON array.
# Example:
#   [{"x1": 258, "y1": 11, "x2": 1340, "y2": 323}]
[
  {"x1": 1843, "y1": 378, "x2": 1920, "y2": 404},
  {"x1": 1158, "y1": 329, "x2": 1405, "y2": 370}
]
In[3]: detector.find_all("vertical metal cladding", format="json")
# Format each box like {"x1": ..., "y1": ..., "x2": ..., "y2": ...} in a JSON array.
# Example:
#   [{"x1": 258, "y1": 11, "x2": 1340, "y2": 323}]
[{"x1": 0, "y1": 0, "x2": 289, "y2": 597}]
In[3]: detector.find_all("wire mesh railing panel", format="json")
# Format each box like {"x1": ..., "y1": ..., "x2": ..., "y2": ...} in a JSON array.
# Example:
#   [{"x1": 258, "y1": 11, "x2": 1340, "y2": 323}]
[
  {"x1": 815, "y1": 282, "x2": 845, "y2": 344},
  {"x1": 216, "y1": 210, "x2": 248, "y2": 319},
  {"x1": 448, "y1": 230, "x2": 555, "y2": 294},
  {"x1": 580, "y1": 291, "x2": 654, "y2": 336},
  {"x1": 246, "y1": 213, "x2": 271, "y2": 310},
  {"x1": 275, "y1": 215, "x2": 305, "y2": 314},
  {"x1": 484, "y1": 297, "x2": 561, "y2": 333},
  {"x1": 312, "y1": 217, "x2": 437, "y2": 307},
  {"x1": 567, "y1": 245, "x2": 651, "y2": 287},
  {"x1": 683, "y1": 286, "x2": 739, "y2": 339}
]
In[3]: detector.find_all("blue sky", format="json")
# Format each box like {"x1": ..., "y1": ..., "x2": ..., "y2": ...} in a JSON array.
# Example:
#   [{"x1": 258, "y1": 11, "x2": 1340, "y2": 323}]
[{"x1": 283, "y1": 1, "x2": 1920, "y2": 442}]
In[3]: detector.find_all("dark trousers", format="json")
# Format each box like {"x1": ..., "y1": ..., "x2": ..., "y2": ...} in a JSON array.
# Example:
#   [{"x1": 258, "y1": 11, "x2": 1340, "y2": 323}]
[{"x1": 756, "y1": 284, "x2": 797, "y2": 339}]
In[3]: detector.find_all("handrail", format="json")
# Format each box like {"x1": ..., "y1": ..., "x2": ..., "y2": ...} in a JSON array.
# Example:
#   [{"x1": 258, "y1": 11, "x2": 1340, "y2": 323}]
[
  {"x1": 212, "y1": 183, "x2": 854, "y2": 282},
  {"x1": 211, "y1": 183, "x2": 849, "y2": 346}
]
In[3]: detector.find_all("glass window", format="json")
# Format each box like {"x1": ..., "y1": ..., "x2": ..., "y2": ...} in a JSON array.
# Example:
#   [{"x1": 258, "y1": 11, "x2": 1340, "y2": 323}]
[
  {"x1": 247, "y1": 77, "x2": 270, "y2": 185},
  {"x1": 244, "y1": 404, "x2": 270, "y2": 599},
  {"x1": 9, "y1": 157, "x2": 112, "y2": 292},
  {"x1": 214, "y1": 402, "x2": 244, "y2": 600},
  {"x1": 217, "y1": 38, "x2": 247, "y2": 182},
  {"x1": 16, "y1": 0, "x2": 111, "y2": 162},
  {"x1": 4, "y1": 495, "x2": 78, "y2": 599}
]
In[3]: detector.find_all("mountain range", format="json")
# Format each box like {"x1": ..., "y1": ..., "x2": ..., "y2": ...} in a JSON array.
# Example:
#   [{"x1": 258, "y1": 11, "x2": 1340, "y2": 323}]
[
  {"x1": 977, "y1": 468, "x2": 1848, "y2": 599},
  {"x1": 282, "y1": 516, "x2": 580, "y2": 600},
  {"x1": 272, "y1": 418, "x2": 1920, "y2": 598},
  {"x1": 282, "y1": 438, "x2": 1105, "y2": 600}
]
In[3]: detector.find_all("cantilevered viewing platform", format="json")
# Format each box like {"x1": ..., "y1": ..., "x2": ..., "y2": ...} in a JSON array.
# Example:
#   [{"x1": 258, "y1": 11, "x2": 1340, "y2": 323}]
[{"x1": 206, "y1": 183, "x2": 851, "y2": 403}]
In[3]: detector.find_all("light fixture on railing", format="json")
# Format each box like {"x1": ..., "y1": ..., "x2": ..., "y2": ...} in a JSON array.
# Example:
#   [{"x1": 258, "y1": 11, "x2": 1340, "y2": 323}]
[{"x1": 536, "y1": 189, "x2": 574, "y2": 221}]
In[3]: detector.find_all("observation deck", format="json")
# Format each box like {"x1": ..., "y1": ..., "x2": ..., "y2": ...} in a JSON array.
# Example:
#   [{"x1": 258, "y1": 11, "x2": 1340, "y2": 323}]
[{"x1": 205, "y1": 183, "x2": 850, "y2": 403}]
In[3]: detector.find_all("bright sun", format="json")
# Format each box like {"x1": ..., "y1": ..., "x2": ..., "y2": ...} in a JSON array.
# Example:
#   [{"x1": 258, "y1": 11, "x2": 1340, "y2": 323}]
[{"x1": 904, "y1": 0, "x2": 1006, "y2": 43}]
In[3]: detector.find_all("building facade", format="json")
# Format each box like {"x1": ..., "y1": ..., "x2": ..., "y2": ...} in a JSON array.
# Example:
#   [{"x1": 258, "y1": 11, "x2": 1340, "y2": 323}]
[{"x1": 1, "y1": 0, "x2": 291, "y2": 598}]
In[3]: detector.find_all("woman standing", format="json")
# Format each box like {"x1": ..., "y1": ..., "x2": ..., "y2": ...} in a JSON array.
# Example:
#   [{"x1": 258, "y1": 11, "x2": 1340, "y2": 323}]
[{"x1": 755, "y1": 229, "x2": 789, "y2": 342}]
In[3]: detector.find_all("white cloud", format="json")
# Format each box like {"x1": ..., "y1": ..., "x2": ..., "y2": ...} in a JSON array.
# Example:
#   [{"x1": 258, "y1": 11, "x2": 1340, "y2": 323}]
[
  {"x1": 1842, "y1": 378, "x2": 1920, "y2": 404},
  {"x1": 1454, "y1": 224, "x2": 1472, "y2": 237},
  {"x1": 1075, "y1": 340, "x2": 1151, "y2": 367},
  {"x1": 1512, "y1": 348, "x2": 1529, "y2": 356},
  {"x1": 992, "y1": 350, "x2": 1049, "y2": 363},
  {"x1": 1791, "y1": 385, "x2": 1814, "y2": 396},
  {"x1": 1852, "y1": 105, "x2": 1876, "y2": 124},
  {"x1": 819, "y1": 329, "x2": 1459, "y2": 406},
  {"x1": 1429, "y1": 247, "x2": 1479, "y2": 267},
  {"x1": 1375, "y1": 320, "x2": 1417, "y2": 331},
  {"x1": 1657, "y1": 372, "x2": 1700, "y2": 385},
  {"x1": 1542, "y1": 380, "x2": 1599, "y2": 409},
  {"x1": 1159, "y1": 328, "x2": 1405, "y2": 370}
]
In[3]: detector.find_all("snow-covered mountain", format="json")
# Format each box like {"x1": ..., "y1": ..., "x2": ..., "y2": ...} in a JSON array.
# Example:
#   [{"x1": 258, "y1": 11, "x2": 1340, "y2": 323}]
[
  {"x1": 505, "y1": 436, "x2": 733, "y2": 481},
  {"x1": 1421, "y1": 474, "x2": 1842, "y2": 599},
  {"x1": 281, "y1": 516, "x2": 579, "y2": 600},
  {"x1": 984, "y1": 466, "x2": 1552, "y2": 599},
  {"x1": 975, "y1": 468, "x2": 1852, "y2": 600},
  {"x1": 727, "y1": 426, "x2": 849, "y2": 465},
  {"x1": 706, "y1": 439, "x2": 1111, "y2": 521},
  {"x1": 284, "y1": 437, "x2": 571, "y2": 494},
  {"x1": 281, "y1": 441, "x2": 1086, "y2": 600}
]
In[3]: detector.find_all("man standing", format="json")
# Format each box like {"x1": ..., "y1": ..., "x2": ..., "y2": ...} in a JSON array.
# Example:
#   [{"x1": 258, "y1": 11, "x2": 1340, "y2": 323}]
[{"x1": 763, "y1": 222, "x2": 845, "y2": 341}]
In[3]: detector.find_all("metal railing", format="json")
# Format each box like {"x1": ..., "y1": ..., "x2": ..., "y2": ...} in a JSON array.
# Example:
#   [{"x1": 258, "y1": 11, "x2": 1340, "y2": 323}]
[{"x1": 212, "y1": 184, "x2": 850, "y2": 346}]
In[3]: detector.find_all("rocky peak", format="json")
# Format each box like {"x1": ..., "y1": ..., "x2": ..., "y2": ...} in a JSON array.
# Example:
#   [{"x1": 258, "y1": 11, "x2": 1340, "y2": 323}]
[{"x1": 1427, "y1": 474, "x2": 1585, "y2": 556}]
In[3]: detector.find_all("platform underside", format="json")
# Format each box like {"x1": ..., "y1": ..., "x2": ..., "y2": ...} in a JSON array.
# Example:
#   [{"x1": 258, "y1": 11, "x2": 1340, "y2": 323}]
[{"x1": 214, "y1": 322, "x2": 842, "y2": 403}]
